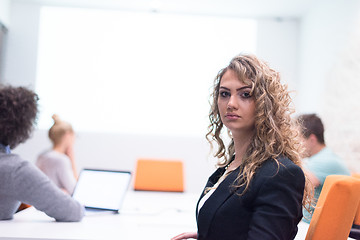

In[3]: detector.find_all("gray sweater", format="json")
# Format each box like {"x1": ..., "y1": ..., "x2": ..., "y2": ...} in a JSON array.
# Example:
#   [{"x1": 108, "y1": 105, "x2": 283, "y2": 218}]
[{"x1": 0, "y1": 151, "x2": 84, "y2": 221}]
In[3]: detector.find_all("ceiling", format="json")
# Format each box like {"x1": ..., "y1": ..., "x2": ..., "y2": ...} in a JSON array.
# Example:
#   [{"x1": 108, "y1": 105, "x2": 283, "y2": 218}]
[{"x1": 12, "y1": 0, "x2": 315, "y2": 19}]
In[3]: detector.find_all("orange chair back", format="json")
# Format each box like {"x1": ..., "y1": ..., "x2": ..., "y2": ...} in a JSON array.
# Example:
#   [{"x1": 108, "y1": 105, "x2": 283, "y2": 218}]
[
  {"x1": 134, "y1": 159, "x2": 184, "y2": 192},
  {"x1": 352, "y1": 173, "x2": 360, "y2": 179},
  {"x1": 355, "y1": 203, "x2": 360, "y2": 226},
  {"x1": 352, "y1": 173, "x2": 360, "y2": 226},
  {"x1": 305, "y1": 175, "x2": 360, "y2": 240}
]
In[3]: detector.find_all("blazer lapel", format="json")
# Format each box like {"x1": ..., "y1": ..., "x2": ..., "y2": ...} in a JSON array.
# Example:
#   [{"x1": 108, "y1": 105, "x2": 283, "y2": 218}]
[
  {"x1": 196, "y1": 167, "x2": 240, "y2": 238},
  {"x1": 197, "y1": 168, "x2": 226, "y2": 202}
]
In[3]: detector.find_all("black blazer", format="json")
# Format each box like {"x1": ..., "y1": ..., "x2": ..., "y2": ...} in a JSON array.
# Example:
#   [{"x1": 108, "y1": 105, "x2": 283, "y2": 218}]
[{"x1": 196, "y1": 156, "x2": 305, "y2": 240}]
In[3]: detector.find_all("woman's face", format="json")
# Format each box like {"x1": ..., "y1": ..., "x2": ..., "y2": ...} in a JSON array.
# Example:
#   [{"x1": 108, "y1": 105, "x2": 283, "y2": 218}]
[
  {"x1": 217, "y1": 69, "x2": 256, "y2": 136},
  {"x1": 63, "y1": 131, "x2": 75, "y2": 147}
]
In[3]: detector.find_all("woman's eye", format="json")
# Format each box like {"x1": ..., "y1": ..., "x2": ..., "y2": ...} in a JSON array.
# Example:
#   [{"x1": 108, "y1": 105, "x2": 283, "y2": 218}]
[
  {"x1": 241, "y1": 92, "x2": 252, "y2": 98},
  {"x1": 219, "y1": 91, "x2": 230, "y2": 98}
]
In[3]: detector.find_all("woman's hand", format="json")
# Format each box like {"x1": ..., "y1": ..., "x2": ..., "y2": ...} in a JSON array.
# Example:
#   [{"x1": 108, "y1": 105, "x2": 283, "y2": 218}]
[
  {"x1": 65, "y1": 143, "x2": 78, "y2": 180},
  {"x1": 171, "y1": 232, "x2": 197, "y2": 240},
  {"x1": 65, "y1": 144, "x2": 75, "y2": 160}
]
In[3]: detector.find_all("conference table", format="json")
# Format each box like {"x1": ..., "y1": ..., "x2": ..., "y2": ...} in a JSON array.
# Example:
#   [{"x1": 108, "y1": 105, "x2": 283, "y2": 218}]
[
  {"x1": 0, "y1": 189, "x2": 317, "y2": 240},
  {"x1": 0, "y1": 191, "x2": 198, "y2": 240}
]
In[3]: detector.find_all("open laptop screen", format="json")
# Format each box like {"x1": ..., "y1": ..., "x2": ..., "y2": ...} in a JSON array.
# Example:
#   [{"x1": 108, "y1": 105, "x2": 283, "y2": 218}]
[{"x1": 72, "y1": 169, "x2": 131, "y2": 212}]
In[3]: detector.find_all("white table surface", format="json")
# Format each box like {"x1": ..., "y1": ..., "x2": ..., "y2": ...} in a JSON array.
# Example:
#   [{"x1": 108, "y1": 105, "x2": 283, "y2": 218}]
[
  {"x1": 0, "y1": 190, "x2": 318, "y2": 240},
  {"x1": 0, "y1": 191, "x2": 199, "y2": 240}
]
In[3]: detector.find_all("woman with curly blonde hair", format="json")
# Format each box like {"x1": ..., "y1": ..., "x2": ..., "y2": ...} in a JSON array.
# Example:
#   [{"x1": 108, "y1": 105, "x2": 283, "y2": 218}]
[{"x1": 172, "y1": 54, "x2": 310, "y2": 240}]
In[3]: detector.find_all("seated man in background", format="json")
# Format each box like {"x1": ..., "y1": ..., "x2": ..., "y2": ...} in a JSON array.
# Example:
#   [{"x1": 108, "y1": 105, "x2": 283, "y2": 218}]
[
  {"x1": 0, "y1": 85, "x2": 84, "y2": 222},
  {"x1": 298, "y1": 113, "x2": 350, "y2": 223}
]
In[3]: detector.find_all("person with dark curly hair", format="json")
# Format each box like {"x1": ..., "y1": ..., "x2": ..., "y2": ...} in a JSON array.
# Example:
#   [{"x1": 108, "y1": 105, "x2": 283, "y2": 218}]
[
  {"x1": 172, "y1": 54, "x2": 311, "y2": 240},
  {"x1": 0, "y1": 85, "x2": 84, "y2": 222}
]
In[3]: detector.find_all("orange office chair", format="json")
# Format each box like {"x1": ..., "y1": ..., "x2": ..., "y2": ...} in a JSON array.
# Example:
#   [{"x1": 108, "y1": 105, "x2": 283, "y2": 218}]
[
  {"x1": 352, "y1": 173, "x2": 360, "y2": 179},
  {"x1": 350, "y1": 204, "x2": 360, "y2": 239},
  {"x1": 305, "y1": 175, "x2": 360, "y2": 240},
  {"x1": 133, "y1": 159, "x2": 184, "y2": 192},
  {"x1": 350, "y1": 173, "x2": 360, "y2": 239},
  {"x1": 352, "y1": 173, "x2": 360, "y2": 227}
]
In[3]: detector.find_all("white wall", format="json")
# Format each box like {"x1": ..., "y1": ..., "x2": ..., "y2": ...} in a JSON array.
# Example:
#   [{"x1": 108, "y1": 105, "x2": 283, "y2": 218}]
[
  {"x1": 4, "y1": 1, "x2": 302, "y2": 193},
  {"x1": 0, "y1": 0, "x2": 10, "y2": 27},
  {"x1": 0, "y1": 0, "x2": 10, "y2": 86},
  {"x1": 256, "y1": 18, "x2": 300, "y2": 103},
  {"x1": 298, "y1": 0, "x2": 360, "y2": 171},
  {"x1": 2, "y1": 1, "x2": 40, "y2": 88},
  {"x1": 298, "y1": 0, "x2": 360, "y2": 114}
]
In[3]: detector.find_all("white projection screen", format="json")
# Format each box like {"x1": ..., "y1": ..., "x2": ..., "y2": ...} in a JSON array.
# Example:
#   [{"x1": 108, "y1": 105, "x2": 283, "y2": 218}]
[{"x1": 36, "y1": 7, "x2": 257, "y2": 137}]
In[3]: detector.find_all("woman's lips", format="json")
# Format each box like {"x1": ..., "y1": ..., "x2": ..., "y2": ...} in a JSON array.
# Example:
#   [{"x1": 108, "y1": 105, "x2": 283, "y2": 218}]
[{"x1": 225, "y1": 113, "x2": 240, "y2": 120}]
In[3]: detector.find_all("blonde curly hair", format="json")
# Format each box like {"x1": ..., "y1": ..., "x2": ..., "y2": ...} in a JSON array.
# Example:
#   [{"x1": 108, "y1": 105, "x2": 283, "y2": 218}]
[{"x1": 206, "y1": 53, "x2": 312, "y2": 209}]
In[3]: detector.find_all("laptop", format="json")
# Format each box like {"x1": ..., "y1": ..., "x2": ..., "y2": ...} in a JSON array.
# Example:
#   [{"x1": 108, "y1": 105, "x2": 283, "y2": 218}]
[{"x1": 72, "y1": 169, "x2": 132, "y2": 213}]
